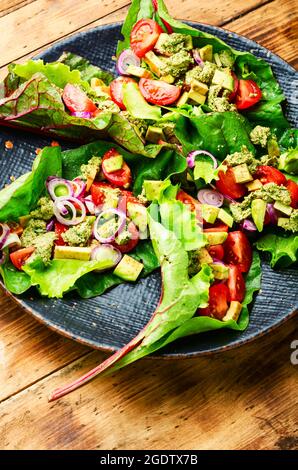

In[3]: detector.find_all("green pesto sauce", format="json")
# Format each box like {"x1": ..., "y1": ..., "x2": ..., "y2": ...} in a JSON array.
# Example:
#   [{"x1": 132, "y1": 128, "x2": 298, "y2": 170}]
[
  {"x1": 80, "y1": 156, "x2": 101, "y2": 180},
  {"x1": 62, "y1": 217, "x2": 96, "y2": 247},
  {"x1": 161, "y1": 50, "x2": 194, "y2": 78},
  {"x1": 20, "y1": 219, "x2": 47, "y2": 247},
  {"x1": 28, "y1": 232, "x2": 57, "y2": 266},
  {"x1": 156, "y1": 33, "x2": 191, "y2": 55},
  {"x1": 218, "y1": 50, "x2": 235, "y2": 68},
  {"x1": 278, "y1": 210, "x2": 298, "y2": 232},
  {"x1": 30, "y1": 197, "x2": 54, "y2": 221},
  {"x1": 250, "y1": 125, "x2": 271, "y2": 148},
  {"x1": 224, "y1": 146, "x2": 259, "y2": 173}
]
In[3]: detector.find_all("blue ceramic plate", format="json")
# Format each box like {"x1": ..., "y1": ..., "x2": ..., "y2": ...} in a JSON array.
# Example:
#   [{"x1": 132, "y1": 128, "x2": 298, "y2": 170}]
[{"x1": 0, "y1": 22, "x2": 297, "y2": 357}]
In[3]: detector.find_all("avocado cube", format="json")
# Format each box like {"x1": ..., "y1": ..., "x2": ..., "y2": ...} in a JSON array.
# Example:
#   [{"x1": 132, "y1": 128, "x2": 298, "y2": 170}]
[
  {"x1": 213, "y1": 53, "x2": 222, "y2": 67},
  {"x1": 223, "y1": 301, "x2": 242, "y2": 322},
  {"x1": 154, "y1": 33, "x2": 170, "y2": 53},
  {"x1": 273, "y1": 201, "x2": 293, "y2": 216},
  {"x1": 184, "y1": 35, "x2": 193, "y2": 50},
  {"x1": 188, "y1": 90, "x2": 206, "y2": 105},
  {"x1": 19, "y1": 214, "x2": 32, "y2": 227},
  {"x1": 54, "y1": 246, "x2": 92, "y2": 261},
  {"x1": 113, "y1": 255, "x2": 144, "y2": 282},
  {"x1": 232, "y1": 163, "x2": 253, "y2": 184},
  {"x1": 267, "y1": 138, "x2": 280, "y2": 157},
  {"x1": 127, "y1": 202, "x2": 148, "y2": 234},
  {"x1": 199, "y1": 45, "x2": 213, "y2": 62},
  {"x1": 246, "y1": 179, "x2": 263, "y2": 191},
  {"x1": 145, "y1": 126, "x2": 165, "y2": 144},
  {"x1": 143, "y1": 180, "x2": 165, "y2": 201},
  {"x1": 144, "y1": 51, "x2": 164, "y2": 77},
  {"x1": 160, "y1": 74, "x2": 175, "y2": 84},
  {"x1": 212, "y1": 69, "x2": 234, "y2": 91},
  {"x1": 126, "y1": 65, "x2": 153, "y2": 79},
  {"x1": 251, "y1": 198, "x2": 267, "y2": 232},
  {"x1": 177, "y1": 91, "x2": 189, "y2": 107},
  {"x1": 205, "y1": 231, "x2": 228, "y2": 245},
  {"x1": 90, "y1": 77, "x2": 105, "y2": 88},
  {"x1": 211, "y1": 263, "x2": 230, "y2": 280},
  {"x1": 217, "y1": 208, "x2": 234, "y2": 228},
  {"x1": 102, "y1": 154, "x2": 123, "y2": 173},
  {"x1": 202, "y1": 204, "x2": 219, "y2": 224},
  {"x1": 198, "y1": 248, "x2": 213, "y2": 265},
  {"x1": 190, "y1": 79, "x2": 209, "y2": 95},
  {"x1": 277, "y1": 217, "x2": 291, "y2": 229}
]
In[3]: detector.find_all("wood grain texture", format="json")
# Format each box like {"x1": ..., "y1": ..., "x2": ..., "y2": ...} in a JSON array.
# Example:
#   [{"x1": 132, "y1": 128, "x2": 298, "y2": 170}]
[
  {"x1": 0, "y1": 316, "x2": 297, "y2": 450},
  {"x1": 0, "y1": 1, "x2": 34, "y2": 18}
]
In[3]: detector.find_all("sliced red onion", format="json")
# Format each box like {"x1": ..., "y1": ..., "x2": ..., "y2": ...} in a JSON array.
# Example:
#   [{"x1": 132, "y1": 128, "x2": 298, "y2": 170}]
[
  {"x1": 187, "y1": 150, "x2": 217, "y2": 170},
  {"x1": 54, "y1": 197, "x2": 86, "y2": 226},
  {"x1": 193, "y1": 49, "x2": 204, "y2": 68},
  {"x1": 46, "y1": 219, "x2": 55, "y2": 231},
  {"x1": 91, "y1": 244, "x2": 122, "y2": 271},
  {"x1": 240, "y1": 219, "x2": 257, "y2": 232},
  {"x1": 266, "y1": 203, "x2": 278, "y2": 225},
  {"x1": 117, "y1": 49, "x2": 140, "y2": 75},
  {"x1": 72, "y1": 178, "x2": 86, "y2": 199},
  {"x1": 47, "y1": 177, "x2": 73, "y2": 201},
  {"x1": 197, "y1": 189, "x2": 224, "y2": 207},
  {"x1": 2, "y1": 232, "x2": 21, "y2": 250},
  {"x1": 223, "y1": 194, "x2": 237, "y2": 204},
  {"x1": 71, "y1": 111, "x2": 92, "y2": 119},
  {"x1": 0, "y1": 223, "x2": 10, "y2": 250},
  {"x1": 93, "y1": 209, "x2": 126, "y2": 243},
  {"x1": 84, "y1": 195, "x2": 102, "y2": 216}
]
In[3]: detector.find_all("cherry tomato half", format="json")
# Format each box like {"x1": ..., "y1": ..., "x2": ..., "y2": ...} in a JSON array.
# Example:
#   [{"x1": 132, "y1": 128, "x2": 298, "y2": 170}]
[
  {"x1": 90, "y1": 182, "x2": 113, "y2": 206},
  {"x1": 139, "y1": 78, "x2": 181, "y2": 105},
  {"x1": 208, "y1": 244, "x2": 224, "y2": 260},
  {"x1": 176, "y1": 190, "x2": 202, "y2": 223},
  {"x1": 227, "y1": 265, "x2": 246, "y2": 302},
  {"x1": 286, "y1": 179, "x2": 298, "y2": 209},
  {"x1": 130, "y1": 19, "x2": 163, "y2": 58},
  {"x1": 62, "y1": 84, "x2": 97, "y2": 114},
  {"x1": 198, "y1": 284, "x2": 229, "y2": 320},
  {"x1": 10, "y1": 247, "x2": 35, "y2": 270},
  {"x1": 235, "y1": 79, "x2": 262, "y2": 110},
  {"x1": 254, "y1": 165, "x2": 287, "y2": 186},
  {"x1": 216, "y1": 168, "x2": 246, "y2": 200},
  {"x1": 203, "y1": 222, "x2": 229, "y2": 233},
  {"x1": 110, "y1": 77, "x2": 136, "y2": 110},
  {"x1": 54, "y1": 222, "x2": 68, "y2": 246},
  {"x1": 228, "y1": 71, "x2": 239, "y2": 102},
  {"x1": 102, "y1": 149, "x2": 132, "y2": 188},
  {"x1": 223, "y1": 231, "x2": 252, "y2": 273},
  {"x1": 113, "y1": 221, "x2": 139, "y2": 253}
]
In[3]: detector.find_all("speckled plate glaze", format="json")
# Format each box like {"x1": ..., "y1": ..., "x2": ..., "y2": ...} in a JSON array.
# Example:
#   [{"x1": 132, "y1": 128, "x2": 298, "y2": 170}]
[{"x1": 0, "y1": 22, "x2": 297, "y2": 357}]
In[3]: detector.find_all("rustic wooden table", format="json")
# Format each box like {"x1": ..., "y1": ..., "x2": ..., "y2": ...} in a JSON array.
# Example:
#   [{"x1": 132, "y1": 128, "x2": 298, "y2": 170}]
[{"x1": 0, "y1": 0, "x2": 297, "y2": 451}]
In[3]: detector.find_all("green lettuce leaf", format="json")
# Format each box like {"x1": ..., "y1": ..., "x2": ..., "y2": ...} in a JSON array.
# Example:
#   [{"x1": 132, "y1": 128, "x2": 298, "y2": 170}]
[
  {"x1": 256, "y1": 233, "x2": 298, "y2": 268},
  {"x1": 278, "y1": 129, "x2": 298, "y2": 150},
  {"x1": 0, "y1": 260, "x2": 32, "y2": 295},
  {"x1": 0, "y1": 146, "x2": 62, "y2": 222},
  {"x1": 57, "y1": 52, "x2": 114, "y2": 85}
]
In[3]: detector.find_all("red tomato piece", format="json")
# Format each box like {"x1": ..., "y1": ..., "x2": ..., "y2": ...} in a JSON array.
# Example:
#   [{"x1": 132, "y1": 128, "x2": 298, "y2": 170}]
[
  {"x1": 176, "y1": 190, "x2": 202, "y2": 223},
  {"x1": 10, "y1": 247, "x2": 35, "y2": 270},
  {"x1": 110, "y1": 76, "x2": 136, "y2": 110},
  {"x1": 151, "y1": 0, "x2": 173, "y2": 32},
  {"x1": 130, "y1": 19, "x2": 163, "y2": 58},
  {"x1": 216, "y1": 168, "x2": 246, "y2": 200},
  {"x1": 235, "y1": 79, "x2": 262, "y2": 110},
  {"x1": 54, "y1": 222, "x2": 68, "y2": 246},
  {"x1": 254, "y1": 165, "x2": 287, "y2": 186},
  {"x1": 62, "y1": 84, "x2": 97, "y2": 114},
  {"x1": 102, "y1": 149, "x2": 132, "y2": 188},
  {"x1": 227, "y1": 265, "x2": 246, "y2": 302},
  {"x1": 228, "y1": 71, "x2": 239, "y2": 102},
  {"x1": 286, "y1": 179, "x2": 298, "y2": 209},
  {"x1": 113, "y1": 221, "x2": 139, "y2": 253},
  {"x1": 139, "y1": 78, "x2": 181, "y2": 105},
  {"x1": 208, "y1": 244, "x2": 224, "y2": 260},
  {"x1": 198, "y1": 284, "x2": 229, "y2": 320},
  {"x1": 118, "y1": 190, "x2": 143, "y2": 214},
  {"x1": 90, "y1": 182, "x2": 113, "y2": 206},
  {"x1": 223, "y1": 231, "x2": 252, "y2": 273},
  {"x1": 203, "y1": 222, "x2": 229, "y2": 233}
]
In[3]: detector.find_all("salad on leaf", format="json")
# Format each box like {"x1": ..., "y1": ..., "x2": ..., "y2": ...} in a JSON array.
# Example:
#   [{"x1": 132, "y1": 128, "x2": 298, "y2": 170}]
[{"x1": 0, "y1": 0, "x2": 297, "y2": 400}]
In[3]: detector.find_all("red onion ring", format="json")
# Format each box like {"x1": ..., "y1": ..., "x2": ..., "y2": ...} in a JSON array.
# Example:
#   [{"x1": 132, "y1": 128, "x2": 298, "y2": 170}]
[
  {"x1": 193, "y1": 49, "x2": 204, "y2": 68},
  {"x1": 2, "y1": 232, "x2": 21, "y2": 250},
  {"x1": 93, "y1": 208, "x2": 126, "y2": 243},
  {"x1": 197, "y1": 189, "x2": 224, "y2": 207},
  {"x1": 84, "y1": 195, "x2": 102, "y2": 216},
  {"x1": 47, "y1": 177, "x2": 73, "y2": 201},
  {"x1": 91, "y1": 244, "x2": 122, "y2": 271},
  {"x1": 71, "y1": 111, "x2": 92, "y2": 119},
  {"x1": 187, "y1": 150, "x2": 218, "y2": 170},
  {"x1": 46, "y1": 219, "x2": 55, "y2": 231},
  {"x1": 117, "y1": 49, "x2": 140, "y2": 75},
  {"x1": 266, "y1": 203, "x2": 278, "y2": 225},
  {"x1": 54, "y1": 197, "x2": 86, "y2": 226},
  {"x1": 240, "y1": 219, "x2": 257, "y2": 232},
  {"x1": 72, "y1": 178, "x2": 86, "y2": 199},
  {"x1": 0, "y1": 223, "x2": 10, "y2": 250}
]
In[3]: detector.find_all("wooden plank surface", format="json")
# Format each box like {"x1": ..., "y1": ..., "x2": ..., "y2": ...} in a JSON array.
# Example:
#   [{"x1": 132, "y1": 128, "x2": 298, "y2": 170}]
[{"x1": 0, "y1": 0, "x2": 297, "y2": 451}]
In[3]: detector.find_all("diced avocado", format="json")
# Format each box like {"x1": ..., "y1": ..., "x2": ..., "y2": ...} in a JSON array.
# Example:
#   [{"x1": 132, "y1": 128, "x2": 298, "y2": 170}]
[
  {"x1": 177, "y1": 91, "x2": 189, "y2": 107},
  {"x1": 277, "y1": 217, "x2": 291, "y2": 229},
  {"x1": 123, "y1": 82, "x2": 161, "y2": 121},
  {"x1": 212, "y1": 69, "x2": 234, "y2": 91},
  {"x1": 143, "y1": 180, "x2": 166, "y2": 201},
  {"x1": 223, "y1": 301, "x2": 242, "y2": 322},
  {"x1": 184, "y1": 35, "x2": 193, "y2": 50},
  {"x1": 91, "y1": 77, "x2": 106, "y2": 88},
  {"x1": 145, "y1": 126, "x2": 165, "y2": 144},
  {"x1": 217, "y1": 208, "x2": 234, "y2": 228},
  {"x1": 198, "y1": 248, "x2": 213, "y2": 265},
  {"x1": 102, "y1": 154, "x2": 123, "y2": 173},
  {"x1": 251, "y1": 198, "x2": 267, "y2": 232},
  {"x1": 202, "y1": 204, "x2": 219, "y2": 224},
  {"x1": 273, "y1": 201, "x2": 293, "y2": 216},
  {"x1": 232, "y1": 163, "x2": 253, "y2": 184},
  {"x1": 199, "y1": 45, "x2": 213, "y2": 62},
  {"x1": 205, "y1": 231, "x2": 228, "y2": 245},
  {"x1": 160, "y1": 74, "x2": 175, "y2": 84},
  {"x1": 246, "y1": 179, "x2": 263, "y2": 191},
  {"x1": 113, "y1": 254, "x2": 144, "y2": 281},
  {"x1": 213, "y1": 53, "x2": 222, "y2": 67},
  {"x1": 154, "y1": 33, "x2": 170, "y2": 53},
  {"x1": 19, "y1": 214, "x2": 32, "y2": 227},
  {"x1": 190, "y1": 79, "x2": 209, "y2": 95},
  {"x1": 127, "y1": 202, "x2": 148, "y2": 234},
  {"x1": 211, "y1": 263, "x2": 230, "y2": 280},
  {"x1": 267, "y1": 138, "x2": 280, "y2": 158},
  {"x1": 144, "y1": 51, "x2": 164, "y2": 77},
  {"x1": 188, "y1": 90, "x2": 206, "y2": 105},
  {"x1": 54, "y1": 246, "x2": 92, "y2": 261},
  {"x1": 126, "y1": 65, "x2": 153, "y2": 79}
]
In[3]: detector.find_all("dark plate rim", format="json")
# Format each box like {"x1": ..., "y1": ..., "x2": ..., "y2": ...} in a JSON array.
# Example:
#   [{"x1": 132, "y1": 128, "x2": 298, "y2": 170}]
[{"x1": 1, "y1": 20, "x2": 297, "y2": 358}]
